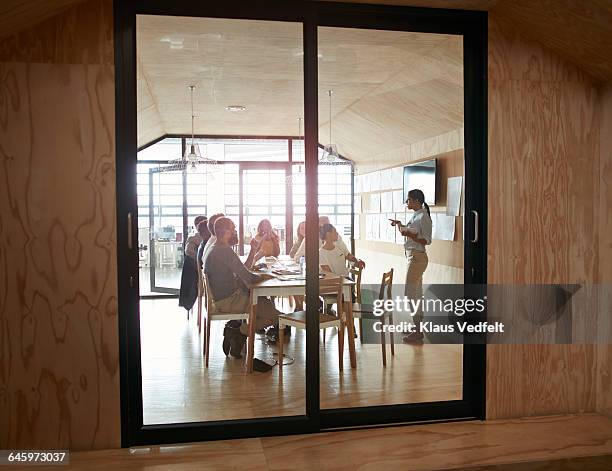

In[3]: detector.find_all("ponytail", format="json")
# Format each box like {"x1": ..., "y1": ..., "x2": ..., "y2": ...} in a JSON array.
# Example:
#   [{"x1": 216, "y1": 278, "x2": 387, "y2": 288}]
[{"x1": 407, "y1": 189, "x2": 430, "y2": 217}]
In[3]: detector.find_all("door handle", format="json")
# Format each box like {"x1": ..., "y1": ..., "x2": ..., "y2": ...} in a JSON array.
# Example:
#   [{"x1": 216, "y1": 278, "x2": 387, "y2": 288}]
[
  {"x1": 127, "y1": 212, "x2": 134, "y2": 250},
  {"x1": 470, "y1": 210, "x2": 479, "y2": 243}
]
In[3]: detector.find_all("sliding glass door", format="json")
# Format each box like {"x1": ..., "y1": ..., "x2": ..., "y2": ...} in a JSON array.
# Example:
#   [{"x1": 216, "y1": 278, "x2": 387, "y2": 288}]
[{"x1": 115, "y1": 0, "x2": 487, "y2": 446}]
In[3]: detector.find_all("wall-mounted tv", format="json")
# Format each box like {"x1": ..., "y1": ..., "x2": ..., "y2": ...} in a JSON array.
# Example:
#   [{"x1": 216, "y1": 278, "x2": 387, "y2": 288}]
[{"x1": 403, "y1": 159, "x2": 436, "y2": 206}]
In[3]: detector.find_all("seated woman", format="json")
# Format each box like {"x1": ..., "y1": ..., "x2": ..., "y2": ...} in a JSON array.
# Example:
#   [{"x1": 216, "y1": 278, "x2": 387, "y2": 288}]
[
  {"x1": 251, "y1": 218, "x2": 280, "y2": 261},
  {"x1": 319, "y1": 223, "x2": 365, "y2": 276},
  {"x1": 289, "y1": 220, "x2": 306, "y2": 259}
]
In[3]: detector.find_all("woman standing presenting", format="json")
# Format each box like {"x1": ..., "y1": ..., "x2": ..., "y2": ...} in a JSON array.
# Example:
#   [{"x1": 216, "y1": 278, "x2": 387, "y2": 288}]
[{"x1": 391, "y1": 189, "x2": 432, "y2": 343}]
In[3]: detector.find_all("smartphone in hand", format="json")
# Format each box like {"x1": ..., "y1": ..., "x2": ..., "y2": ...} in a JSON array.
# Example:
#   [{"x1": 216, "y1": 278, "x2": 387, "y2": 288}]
[{"x1": 388, "y1": 218, "x2": 400, "y2": 226}]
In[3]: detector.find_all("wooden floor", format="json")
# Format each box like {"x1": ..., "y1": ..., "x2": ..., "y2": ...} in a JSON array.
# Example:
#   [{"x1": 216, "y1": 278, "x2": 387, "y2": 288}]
[
  {"x1": 141, "y1": 299, "x2": 463, "y2": 424},
  {"x1": 65, "y1": 414, "x2": 612, "y2": 470}
]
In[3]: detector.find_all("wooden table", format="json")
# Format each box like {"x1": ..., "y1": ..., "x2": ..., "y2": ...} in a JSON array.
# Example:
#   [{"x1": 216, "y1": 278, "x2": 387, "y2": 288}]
[{"x1": 246, "y1": 274, "x2": 356, "y2": 373}]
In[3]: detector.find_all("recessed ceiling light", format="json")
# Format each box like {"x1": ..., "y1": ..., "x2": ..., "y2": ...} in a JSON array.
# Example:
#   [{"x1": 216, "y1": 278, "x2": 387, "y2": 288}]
[
  {"x1": 160, "y1": 36, "x2": 184, "y2": 49},
  {"x1": 225, "y1": 105, "x2": 247, "y2": 112}
]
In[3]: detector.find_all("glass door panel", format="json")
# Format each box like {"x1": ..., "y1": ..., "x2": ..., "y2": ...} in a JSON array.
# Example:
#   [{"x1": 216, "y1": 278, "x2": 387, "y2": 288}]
[
  {"x1": 318, "y1": 25, "x2": 465, "y2": 411},
  {"x1": 148, "y1": 166, "x2": 186, "y2": 295},
  {"x1": 137, "y1": 14, "x2": 305, "y2": 425}
]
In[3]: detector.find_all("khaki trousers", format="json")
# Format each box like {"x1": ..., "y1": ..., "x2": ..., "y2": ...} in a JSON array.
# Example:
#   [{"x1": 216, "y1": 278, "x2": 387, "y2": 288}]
[
  {"x1": 404, "y1": 250, "x2": 429, "y2": 327},
  {"x1": 214, "y1": 289, "x2": 279, "y2": 336}
]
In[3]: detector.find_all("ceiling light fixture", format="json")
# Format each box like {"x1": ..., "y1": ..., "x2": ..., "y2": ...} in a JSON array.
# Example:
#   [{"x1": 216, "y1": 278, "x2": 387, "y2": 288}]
[
  {"x1": 172, "y1": 85, "x2": 218, "y2": 173},
  {"x1": 321, "y1": 89, "x2": 340, "y2": 163}
]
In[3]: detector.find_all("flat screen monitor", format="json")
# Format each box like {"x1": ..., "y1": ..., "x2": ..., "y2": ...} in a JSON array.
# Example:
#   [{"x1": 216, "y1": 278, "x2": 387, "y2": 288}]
[{"x1": 403, "y1": 159, "x2": 436, "y2": 206}]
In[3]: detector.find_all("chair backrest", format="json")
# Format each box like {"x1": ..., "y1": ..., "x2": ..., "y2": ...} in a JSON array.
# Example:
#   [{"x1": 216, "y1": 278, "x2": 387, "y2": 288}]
[
  {"x1": 196, "y1": 260, "x2": 204, "y2": 296},
  {"x1": 349, "y1": 264, "x2": 363, "y2": 302},
  {"x1": 378, "y1": 268, "x2": 394, "y2": 301},
  {"x1": 319, "y1": 275, "x2": 344, "y2": 318},
  {"x1": 203, "y1": 273, "x2": 215, "y2": 314}
]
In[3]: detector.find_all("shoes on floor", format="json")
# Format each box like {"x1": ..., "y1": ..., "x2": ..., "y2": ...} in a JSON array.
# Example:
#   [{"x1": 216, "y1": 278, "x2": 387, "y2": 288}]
[
  {"x1": 265, "y1": 326, "x2": 278, "y2": 343},
  {"x1": 402, "y1": 331, "x2": 424, "y2": 344},
  {"x1": 225, "y1": 319, "x2": 242, "y2": 329},
  {"x1": 229, "y1": 330, "x2": 247, "y2": 359},
  {"x1": 265, "y1": 325, "x2": 291, "y2": 343},
  {"x1": 222, "y1": 325, "x2": 236, "y2": 356}
]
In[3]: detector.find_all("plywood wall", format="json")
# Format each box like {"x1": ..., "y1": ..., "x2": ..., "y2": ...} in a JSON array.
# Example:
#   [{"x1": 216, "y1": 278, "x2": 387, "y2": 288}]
[
  {"x1": 597, "y1": 83, "x2": 612, "y2": 418},
  {"x1": 486, "y1": 14, "x2": 600, "y2": 419},
  {"x1": 0, "y1": 0, "x2": 120, "y2": 451}
]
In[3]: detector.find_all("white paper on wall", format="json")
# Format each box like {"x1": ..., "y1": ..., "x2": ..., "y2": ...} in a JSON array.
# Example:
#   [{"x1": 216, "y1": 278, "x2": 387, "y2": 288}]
[
  {"x1": 391, "y1": 166, "x2": 403, "y2": 189},
  {"x1": 395, "y1": 211, "x2": 407, "y2": 244},
  {"x1": 433, "y1": 213, "x2": 455, "y2": 241},
  {"x1": 365, "y1": 214, "x2": 381, "y2": 241},
  {"x1": 354, "y1": 175, "x2": 363, "y2": 193},
  {"x1": 384, "y1": 213, "x2": 396, "y2": 242},
  {"x1": 446, "y1": 176, "x2": 463, "y2": 217},
  {"x1": 370, "y1": 171, "x2": 381, "y2": 191},
  {"x1": 362, "y1": 173, "x2": 371, "y2": 193},
  {"x1": 381, "y1": 191, "x2": 393, "y2": 213},
  {"x1": 368, "y1": 193, "x2": 381, "y2": 213},
  {"x1": 380, "y1": 168, "x2": 393, "y2": 190},
  {"x1": 392, "y1": 190, "x2": 404, "y2": 212}
]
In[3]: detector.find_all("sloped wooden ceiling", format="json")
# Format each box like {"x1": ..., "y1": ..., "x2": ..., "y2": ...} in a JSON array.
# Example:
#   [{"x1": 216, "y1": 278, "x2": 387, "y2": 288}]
[
  {"x1": 0, "y1": 0, "x2": 86, "y2": 40},
  {"x1": 331, "y1": 0, "x2": 612, "y2": 84},
  {"x1": 136, "y1": 15, "x2": 464, "y2": 165}
]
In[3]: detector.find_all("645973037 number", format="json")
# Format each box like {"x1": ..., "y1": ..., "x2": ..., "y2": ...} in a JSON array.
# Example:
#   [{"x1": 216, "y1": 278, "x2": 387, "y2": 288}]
[{"x1": 1, "y1": 450, "x2": 69, "y2": 465}]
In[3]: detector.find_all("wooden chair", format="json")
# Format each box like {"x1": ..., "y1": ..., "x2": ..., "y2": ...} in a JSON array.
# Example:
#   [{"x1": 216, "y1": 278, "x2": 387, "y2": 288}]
[
  {"x1": 278, "y1": 276, "x2": 345, "y2": 375},
  {"x1": 196, "y1": 261, "x2": 204, "y2": 334},
  {"x1": 352, "y1": 269, "x2": 395, "y2": 366},
  {"x1": 202, "y1": 274, "x2": 250, "y2": 367},
  {"x1": 349, "y1": 265, "x2": 364, "y2": 342}
]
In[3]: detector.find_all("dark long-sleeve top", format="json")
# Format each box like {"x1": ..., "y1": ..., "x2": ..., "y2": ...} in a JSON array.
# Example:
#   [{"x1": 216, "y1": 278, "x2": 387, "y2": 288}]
[{"x1": 202, "y1": 243, "x2": 259, "y2": 301}]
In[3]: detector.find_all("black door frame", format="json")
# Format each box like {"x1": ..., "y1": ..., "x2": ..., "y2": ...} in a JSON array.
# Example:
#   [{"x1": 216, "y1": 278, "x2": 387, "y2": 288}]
[{"x1": 115, "y1": 0, "x2": 487, "y2": 447}]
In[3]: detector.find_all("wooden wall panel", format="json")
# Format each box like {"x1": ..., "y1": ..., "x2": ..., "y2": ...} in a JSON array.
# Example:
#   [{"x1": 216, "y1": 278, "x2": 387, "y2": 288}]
[
  {"x1": 0, "y1": 0, "x2": 120, "y2": 450},
  {"x1": 486, "y1": 14, "x2": 600, "y2": 419},
  {"x1": 597, "y1": 83, "x2": 612, "y2": 418}
]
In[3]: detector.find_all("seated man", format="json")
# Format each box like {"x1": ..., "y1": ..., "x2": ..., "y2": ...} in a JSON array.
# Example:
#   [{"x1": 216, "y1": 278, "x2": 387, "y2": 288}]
[
  {"x1": 200, "y1": 212, "x2": 224, "y2": 268},
  {"x1": 196, "y1": 219, "x2": 211, "y2": 269},
  {"x1": 184, "y1": 215, "x2": 206, "y2": 260},
  {"x1": 203, "y1": 217, "x2": 281, "y2": 358}
]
